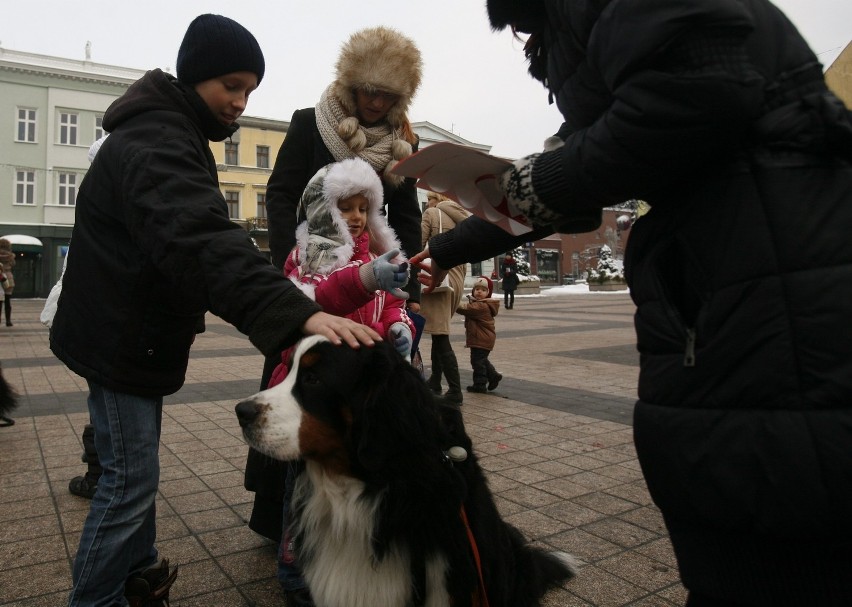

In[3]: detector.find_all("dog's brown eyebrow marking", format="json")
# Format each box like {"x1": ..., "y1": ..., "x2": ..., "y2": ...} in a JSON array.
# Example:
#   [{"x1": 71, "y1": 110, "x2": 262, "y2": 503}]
[{"x1": 300, "y1": 350, "x2": 321, "y2": 369}]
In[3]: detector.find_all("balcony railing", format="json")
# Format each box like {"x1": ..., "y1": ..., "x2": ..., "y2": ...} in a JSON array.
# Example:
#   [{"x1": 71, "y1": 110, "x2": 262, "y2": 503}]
[{"x1": 244, "y1": 217, "x2": 268, "y2": 232}]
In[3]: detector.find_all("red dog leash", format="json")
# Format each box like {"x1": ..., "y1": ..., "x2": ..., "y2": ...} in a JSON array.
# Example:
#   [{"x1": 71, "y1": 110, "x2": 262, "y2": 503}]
[{"x1": 460, "y1": 506, "x2": 490, "y2": 607}]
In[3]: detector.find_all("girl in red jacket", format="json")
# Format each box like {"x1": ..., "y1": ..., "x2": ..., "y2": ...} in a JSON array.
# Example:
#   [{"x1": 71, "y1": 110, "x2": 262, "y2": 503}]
[{"x1": 269, "y1": 157, "x2": 416, "y2": 386}]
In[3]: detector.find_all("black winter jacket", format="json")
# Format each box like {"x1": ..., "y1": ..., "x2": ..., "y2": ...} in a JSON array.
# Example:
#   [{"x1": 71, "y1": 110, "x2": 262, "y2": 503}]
[
  {"x1": 50, "y1": 70, "x2": 321, "y2": 397},
  {"x1": 266, "y1": 107, "x2": 422, "y2": 301},
  {"x1": 431, "y1": 1, "x2": 852, "y2": 602}
]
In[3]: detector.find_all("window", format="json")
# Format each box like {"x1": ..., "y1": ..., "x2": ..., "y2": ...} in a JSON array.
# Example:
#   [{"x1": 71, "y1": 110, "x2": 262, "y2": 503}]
[
  {"x1": 58, "y1": 172, "x2": 78, "y2": 206},
  {"x1": 94, "y1": 115, "x2": 105, "y2": 141},
  {"x1": 256, "y1": 193, "x2": 267, "y2": 219},
  {"x1": 15, "y1": 170, "x2": 36, "y2": 205},
  {"x1": 16, "y1": 108, "x2": 37, "y2": 142},
  {"x1": 59, "y1": 112, "x2": 78, "y2": 145},
  {"x1": 225, "y1": 142, "x2": 239, "y2": 165},
  {"x1": 225, "y1": 191, "x2": 240, "y2": 218},
  {"x1": 256, "y1": 145, "x2": 270, "y2": 169}
]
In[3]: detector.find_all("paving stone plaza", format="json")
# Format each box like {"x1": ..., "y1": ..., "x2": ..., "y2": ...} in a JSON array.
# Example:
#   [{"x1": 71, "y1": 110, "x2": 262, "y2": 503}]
[{"x1": 0, "y1": 293, "x2": 688, "y2": 606}]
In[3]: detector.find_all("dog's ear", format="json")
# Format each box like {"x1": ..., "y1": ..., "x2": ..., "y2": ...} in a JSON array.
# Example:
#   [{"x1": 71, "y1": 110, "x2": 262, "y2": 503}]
[{"x1": 351, "y1": 343, "x2": 439, "y2": 473}]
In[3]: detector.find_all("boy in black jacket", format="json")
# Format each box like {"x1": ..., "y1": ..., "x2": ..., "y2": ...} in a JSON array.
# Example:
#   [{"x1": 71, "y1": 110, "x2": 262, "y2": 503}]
[{"x1": 52, "y1": 15, "x2": 379, "y2": 607}]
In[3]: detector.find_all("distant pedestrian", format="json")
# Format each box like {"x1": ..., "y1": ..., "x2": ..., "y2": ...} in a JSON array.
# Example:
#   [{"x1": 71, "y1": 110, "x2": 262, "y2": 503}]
[
  {"x1": 420, "y1": 192, "x2": 470, "y2": 404},
  {"x1": 457, "y1": 276, "x2": 502, "y2": 393},
  {"x1": 0, "y1": 238, "x2": 16, "y2": 327},
  {"x1": 500, "y1": 252, "x2": 519, "y2": 309}
]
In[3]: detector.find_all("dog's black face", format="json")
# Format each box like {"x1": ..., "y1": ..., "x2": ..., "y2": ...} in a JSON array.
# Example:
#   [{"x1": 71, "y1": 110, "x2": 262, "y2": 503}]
[
  {"x1": 235, "y1": 337, "x2": 575, "y2": 607},
  {"x1": 236, "y1": 336, "x2": 446, "y2": 478}
]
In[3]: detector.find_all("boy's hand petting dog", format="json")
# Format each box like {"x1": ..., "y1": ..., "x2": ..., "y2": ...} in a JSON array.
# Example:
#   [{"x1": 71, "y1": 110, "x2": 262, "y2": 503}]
[
  {"x1": 361, "y1": 249, "x2": 410, "y2": 299},
  {"x1": 389, "y1": 322, "x2": 413, "y2": 359}
]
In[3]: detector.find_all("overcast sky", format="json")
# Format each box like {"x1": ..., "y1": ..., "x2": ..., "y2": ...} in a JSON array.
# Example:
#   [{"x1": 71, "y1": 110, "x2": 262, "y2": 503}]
[{"x1": 2, "y1": 1, "x2": 849, "y2": 158}]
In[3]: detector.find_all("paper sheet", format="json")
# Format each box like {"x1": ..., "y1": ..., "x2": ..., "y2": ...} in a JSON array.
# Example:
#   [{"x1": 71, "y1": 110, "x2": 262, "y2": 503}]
[{"x1": 392, "y1": 142, "x2": 533, "y2": 235}]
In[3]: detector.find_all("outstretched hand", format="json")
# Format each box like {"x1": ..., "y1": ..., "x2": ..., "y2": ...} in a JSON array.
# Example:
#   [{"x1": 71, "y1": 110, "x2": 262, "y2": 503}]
[
  {"x1": 302, "y1": 312, "x2": 382, "y2": 349},
  {"x1": 368, "y1": 249, "x2": 410, "y2": 299},
  {"x1": 410, "y1": 248, "x2": 449, "y2": 295}
]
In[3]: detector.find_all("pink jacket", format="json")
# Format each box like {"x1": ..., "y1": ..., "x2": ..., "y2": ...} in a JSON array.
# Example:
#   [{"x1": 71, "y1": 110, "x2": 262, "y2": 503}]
[{"x1": 269, "y1": 231, "x2": 414, "y2": 387}]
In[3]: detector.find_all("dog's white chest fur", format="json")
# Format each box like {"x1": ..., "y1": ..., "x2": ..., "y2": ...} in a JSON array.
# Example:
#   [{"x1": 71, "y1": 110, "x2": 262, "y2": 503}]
[{"x1": 296, "y1": 463, "x2": 451, "y2": 607}]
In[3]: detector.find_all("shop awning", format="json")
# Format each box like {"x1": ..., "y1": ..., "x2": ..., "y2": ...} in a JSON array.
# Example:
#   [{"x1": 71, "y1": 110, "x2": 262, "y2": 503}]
[{"x1": 0, "y1": 234, "x2": 44, "y2": 252}]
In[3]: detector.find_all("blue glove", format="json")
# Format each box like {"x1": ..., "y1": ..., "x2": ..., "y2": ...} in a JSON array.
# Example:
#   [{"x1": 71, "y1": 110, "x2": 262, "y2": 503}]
[
  {"x1": 389, "y1": 322, "x2": 413, "y2": 359},
  {"x1": 365, "y1": 249, "x2": 410, "y2": 299}
]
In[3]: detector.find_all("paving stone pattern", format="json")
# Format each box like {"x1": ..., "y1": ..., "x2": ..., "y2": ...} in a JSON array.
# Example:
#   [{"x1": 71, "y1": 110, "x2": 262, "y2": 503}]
[{"x1": 0, "y1": 295, "x2": 687, "y2": 606}]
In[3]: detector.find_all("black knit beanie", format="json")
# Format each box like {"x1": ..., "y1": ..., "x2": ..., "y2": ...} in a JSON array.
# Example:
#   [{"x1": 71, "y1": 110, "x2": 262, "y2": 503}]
[{"x1": 176, "y1": 14, "x2": 265, "y2": 85}]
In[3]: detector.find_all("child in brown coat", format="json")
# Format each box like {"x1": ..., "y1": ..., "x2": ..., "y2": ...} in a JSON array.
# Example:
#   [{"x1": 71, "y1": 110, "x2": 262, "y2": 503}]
[{"x1": 456, "y1": 276, "x2": 502, "y2": 393}]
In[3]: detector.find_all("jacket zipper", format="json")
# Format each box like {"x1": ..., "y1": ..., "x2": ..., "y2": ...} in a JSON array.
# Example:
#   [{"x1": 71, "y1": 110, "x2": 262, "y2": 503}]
[{"x1": 684, "y1": 328, "x2": 696, "y2": 367}]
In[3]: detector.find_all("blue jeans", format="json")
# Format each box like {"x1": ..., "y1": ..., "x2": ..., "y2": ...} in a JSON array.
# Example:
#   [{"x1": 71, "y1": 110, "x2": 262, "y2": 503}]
[{"x1": 68, "y1": 381, "x2": 163, "y2": 607}]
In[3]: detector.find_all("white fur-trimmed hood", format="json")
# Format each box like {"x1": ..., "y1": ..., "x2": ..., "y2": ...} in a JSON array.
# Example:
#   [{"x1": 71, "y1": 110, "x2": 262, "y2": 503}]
[{"x1": 294, "y1": 158, "x2": 404, "y2": 277}]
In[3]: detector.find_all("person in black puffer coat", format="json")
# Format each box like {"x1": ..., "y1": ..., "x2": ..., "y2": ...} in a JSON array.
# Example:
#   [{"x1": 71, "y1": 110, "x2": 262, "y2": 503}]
[
  {"x1": 411, "y1": 2, "x2": 852, "y2": 605},
  {"x1": 51, "y1": 14, "x2": 380, "y2": 607}
]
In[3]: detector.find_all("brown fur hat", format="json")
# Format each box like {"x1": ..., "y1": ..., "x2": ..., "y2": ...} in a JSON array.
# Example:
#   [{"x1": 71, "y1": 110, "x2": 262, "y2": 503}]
[{"x1": 332, "y1": 26, "x2": 422, "y2": 134}]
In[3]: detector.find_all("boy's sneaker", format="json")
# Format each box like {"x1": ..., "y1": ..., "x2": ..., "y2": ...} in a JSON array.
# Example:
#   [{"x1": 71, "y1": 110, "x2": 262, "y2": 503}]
[
  {"x1": 466, "y1": 384, "x2": 487, "y2": 393},
  {"x1": 68, "y1": 475, "x2": 97, "y2": 499},
  {"x1": 487, "y1": 373, "x2": 503, "y2": 391},
  {"x1": 125, "y1": 558, "x2": 178, "y2": 607}
]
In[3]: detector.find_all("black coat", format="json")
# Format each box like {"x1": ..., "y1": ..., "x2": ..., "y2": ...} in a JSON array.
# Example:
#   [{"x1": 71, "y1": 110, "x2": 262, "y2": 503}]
[
  {"x1": 433, "y1": 1, "x2": 852, "y2": 602},
  {"x1": 50, "y1": 70, "x2": 321, "y2": 397},
  {"x1": 500, "y1": 259, "x2": 519, "y2": 290}
]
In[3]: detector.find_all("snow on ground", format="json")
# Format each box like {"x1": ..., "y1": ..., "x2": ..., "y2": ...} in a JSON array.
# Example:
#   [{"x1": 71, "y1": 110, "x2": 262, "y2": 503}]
[{"x1": 527, "y1": 283, "x2": 630, "y2": 297}]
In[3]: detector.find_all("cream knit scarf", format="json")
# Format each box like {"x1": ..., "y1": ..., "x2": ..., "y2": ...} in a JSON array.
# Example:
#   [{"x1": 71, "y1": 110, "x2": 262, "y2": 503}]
[{"x1": 315, "y1": 85, "x2": 404, "y2": 187}]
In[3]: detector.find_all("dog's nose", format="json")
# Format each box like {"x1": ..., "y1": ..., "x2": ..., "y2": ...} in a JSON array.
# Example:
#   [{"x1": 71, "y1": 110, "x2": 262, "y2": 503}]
[{"x1": 235, "y1": 400, "x2": 261, "y2": 428}]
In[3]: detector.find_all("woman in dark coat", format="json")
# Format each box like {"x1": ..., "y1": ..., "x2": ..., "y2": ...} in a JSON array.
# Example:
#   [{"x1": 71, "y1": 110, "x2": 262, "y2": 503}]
[
  {"x1": 245, "y1": 25, "x2": 423, "y2": 558},
  {"x1": 413, "y1": 1, "x2": 852, "y2": 604}
]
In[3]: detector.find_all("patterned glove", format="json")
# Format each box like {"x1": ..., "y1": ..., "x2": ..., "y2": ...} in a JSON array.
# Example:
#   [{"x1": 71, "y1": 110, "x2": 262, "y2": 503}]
[
  {"x1": 360, "y1": 249, "x2": 410, "y2": 300},
  {"x1": 498, "y1": 153, "x2": 562, "y2": 227},
  {"x1": 389, "y1": 322, "x2": 413, "y2": 359}
]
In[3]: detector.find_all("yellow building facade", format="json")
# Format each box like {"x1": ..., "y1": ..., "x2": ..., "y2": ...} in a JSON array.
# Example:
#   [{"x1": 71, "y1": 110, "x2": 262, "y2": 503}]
[{"x1": 208, "y1": 115, "x2": 286, "y2": 253}]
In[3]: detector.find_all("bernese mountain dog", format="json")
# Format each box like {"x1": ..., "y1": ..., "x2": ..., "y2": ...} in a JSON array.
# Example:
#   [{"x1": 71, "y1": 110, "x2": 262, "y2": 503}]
[{"x1": 236, "y1": 335, "x2": 575, "y2": 607}]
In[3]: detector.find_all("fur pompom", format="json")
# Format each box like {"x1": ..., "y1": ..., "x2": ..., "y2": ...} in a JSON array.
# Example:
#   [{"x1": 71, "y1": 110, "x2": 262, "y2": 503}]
[
  {"x1": 338, "y1": 116, "x2": 360, "y2": 140},
  {"x1": 346, "y1": 129, "x2": 367, "y2": 153},
  {"x1": 384, "y1": 160, "x2": 405, "y2": 187},
  {"x1": 391, "y1": 139, "x2": 412, "y2": 160}
]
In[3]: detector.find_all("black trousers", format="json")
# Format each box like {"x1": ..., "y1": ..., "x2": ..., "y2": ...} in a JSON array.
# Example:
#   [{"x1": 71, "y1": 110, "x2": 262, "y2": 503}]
[
  {"x1": 470, "y1": 347, "x2": 498, "y2": 387},
  {"x1": 503, "y1": 289, "x2": 515, "y2": 309}
]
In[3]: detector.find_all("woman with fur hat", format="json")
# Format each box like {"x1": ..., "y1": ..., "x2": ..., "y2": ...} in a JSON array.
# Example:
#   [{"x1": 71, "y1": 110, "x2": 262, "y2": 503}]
[
  {"x1": 246, "y1": 25, "x2": 424, "y2": 566},
  {"x1": 51, "y1": 15, "x2": 380, "y2": 607},
  {"x1": 411, "y1": 1, "x2": 852, "y2": 605},
  {"x1": 456, "y1": 276, "x2": 502, "y2": 394}
]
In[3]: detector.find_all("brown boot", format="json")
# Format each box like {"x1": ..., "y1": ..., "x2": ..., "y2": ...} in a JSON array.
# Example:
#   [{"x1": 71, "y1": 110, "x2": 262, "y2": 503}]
[{"x1": 125, "y1": 558, "x2": 178, "y2": 607}]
